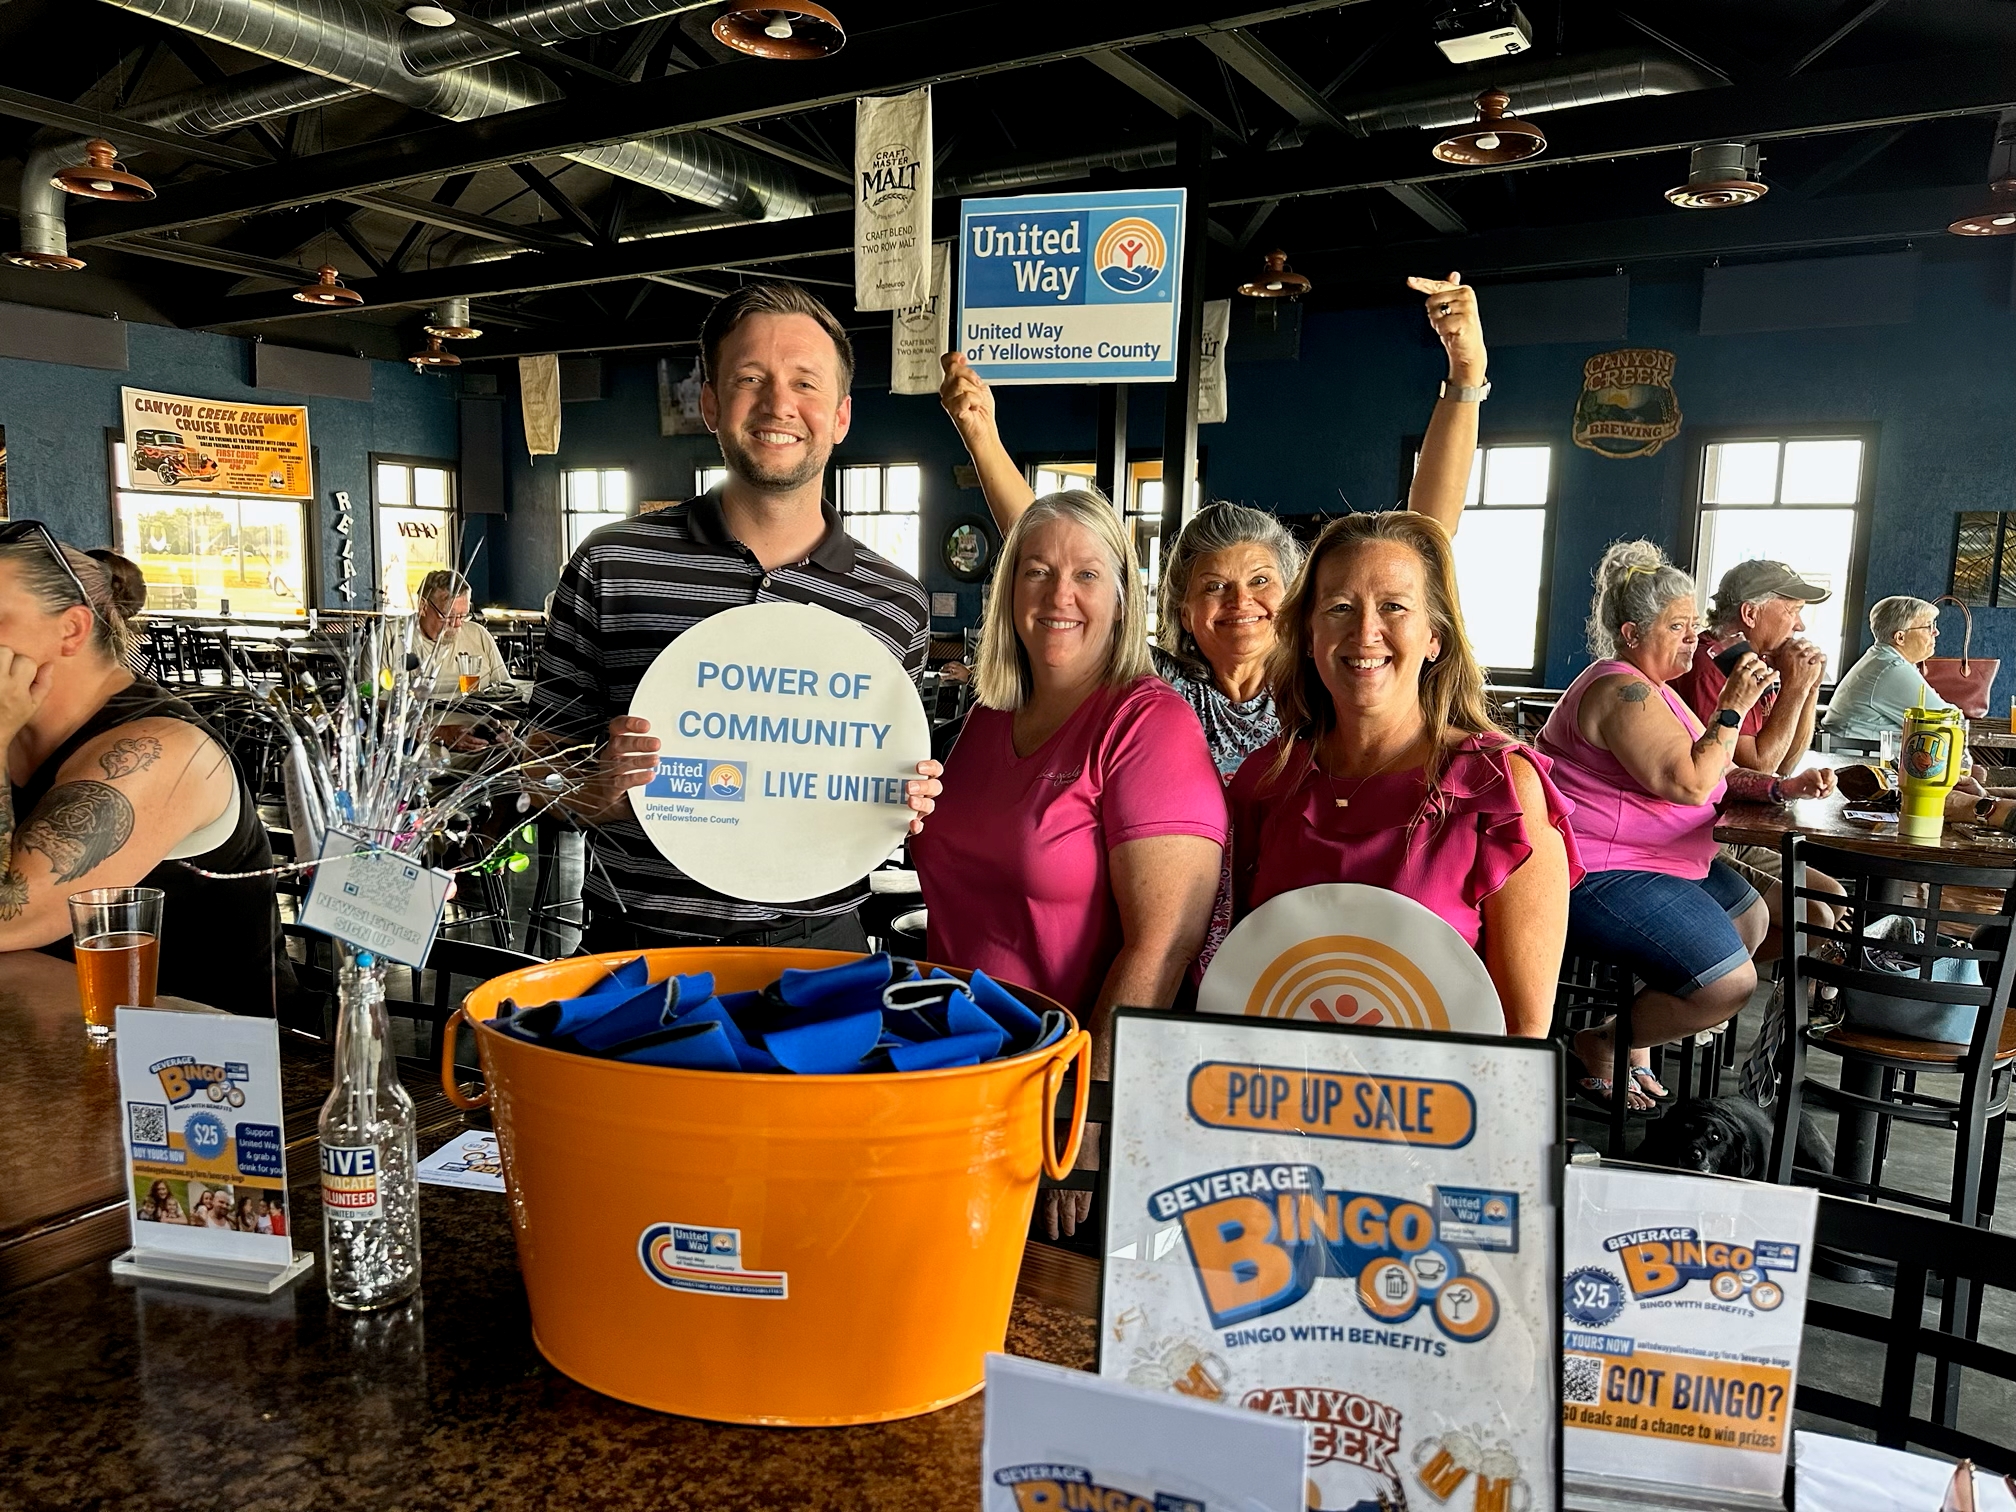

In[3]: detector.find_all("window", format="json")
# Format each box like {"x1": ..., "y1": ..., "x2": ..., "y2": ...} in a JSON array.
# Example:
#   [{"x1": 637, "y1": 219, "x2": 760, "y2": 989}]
[
  {"x1": 111, "y1": 442, "x2": 308, "y2": 616},
  {"x1": 836, "y1": 463, "x2": 921, "y2": 577},
  {"x1": 1445, "y1": 445, "x2": 1553, "y2": 677},
  {"x1": 1028, "y1": 459, "x2": 1188, "y2": 623},
  {"x1": 374, "y1": 457, "x2": 456, "y2": 612},
  {"x1": 563, "y1": 467, "x2": 630, "y2": 559},
  {"x1": 1693, "y1": 435, "x2": 1867, "y2": 680},
  {"x1": 695, "y1": 465, "x2": 729, "y2": 495}
]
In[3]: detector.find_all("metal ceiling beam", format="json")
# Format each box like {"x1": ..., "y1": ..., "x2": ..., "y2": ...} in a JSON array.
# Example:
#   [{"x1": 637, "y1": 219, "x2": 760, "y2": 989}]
[
  {"x1": 1311, "y1": 184, "x2": 1981, "y2": 282},
  {"x1": 1791, "y1": 122, "x2": 1914, "y2": 199},
  {"x1": 1197, "y1": 28, "x2": 1345, "y2": 131},
  {"x1": 1382, "y1": 183, "x2": 1467, "y2": 235},
  {"x1": 1202, "y1": 49, "x2": 2016, "y2": 207},
  {"x1": 341, "y1": 191, "x2": 585, "y2": 252},
  {"x1": 709, "y1": 123, "x2": 851, "y2": 185},
  {"x1": 1786, "y1": 0, "x2": 1893, "y2": 77},
  {"x1": 0, "y1": 83, "x2": 265, "y2": 167},
  {"x1": 98, "y1": 233, "x2": 320, "y2": 283},
  {"x1": 1084, "y1": 50, "x2": 1242, "y2": 141},
  {"x1": 508, "y1": 163, "x2": 610, "y2": 247},
  {"x1": 67, "y1": 0, "x2": 1359, "y2": 242}
]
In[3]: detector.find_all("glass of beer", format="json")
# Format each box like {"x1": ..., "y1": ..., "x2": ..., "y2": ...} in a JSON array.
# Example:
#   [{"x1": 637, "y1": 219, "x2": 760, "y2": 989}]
[
  {"x1": 68, "y1": 887, "x2": 163, "y2": 1039},
  {"x1": 457, "y1": 651, "x2": 480, "y2": 695}
]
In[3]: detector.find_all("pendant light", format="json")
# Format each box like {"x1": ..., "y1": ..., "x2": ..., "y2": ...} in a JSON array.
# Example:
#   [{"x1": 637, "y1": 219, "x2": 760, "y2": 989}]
[
  {"x1": 1431, "y1": 89, "x2": 1547, "y2": 166},
  {"x1": 292, "y1": 263, "x2": 365, "y2": 307},
  {"x1": 423, "y1": 296, "x2": 481, "y2": 340},
  {"x1": 52, "y1": 139, "x2": 155, "y2": 202},
  {"x1": 408, "y1": 334, "x2": 461, "y2": 369},
  {"x1": 1237, "y1": 249, "x2": 1312, "y2": 299},
  {"x1": 1950, "y1": 178, "x2": 2016, "y2": 236},
  {"x1": 711, "y1": 1, "x2": 846, "y2": 59},
  {"x1": 403, "y1": 3, "x2": 457, "y2": 24},
  {"x1": 1665, "y1": 142, "x2": 1768, "y2": 209}
]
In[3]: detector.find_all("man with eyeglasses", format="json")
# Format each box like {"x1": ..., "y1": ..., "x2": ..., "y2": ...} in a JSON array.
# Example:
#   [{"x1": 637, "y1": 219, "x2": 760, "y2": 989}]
[{"x1": 414, "y1": 569, "x2": 510, "y2": 700}]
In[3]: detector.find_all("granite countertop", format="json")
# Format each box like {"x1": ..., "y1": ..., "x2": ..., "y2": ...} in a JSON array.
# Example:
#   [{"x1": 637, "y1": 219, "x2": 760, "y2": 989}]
[{"x1": 0, "y1": 969, "x2": 1103, "y2": 1511}]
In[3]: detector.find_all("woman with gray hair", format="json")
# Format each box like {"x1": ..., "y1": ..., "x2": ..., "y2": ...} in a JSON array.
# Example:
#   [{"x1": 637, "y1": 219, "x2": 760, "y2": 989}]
[
  {"x1": 913, "y1": 491, "x2": 1228, "y2": 1236},
  {"x1": 1821, "y1": 595, "x2": 1953, "y2": 743},
  {"x1": 1537, "y1": 541, "x2": 1833, "y2": 1115}
]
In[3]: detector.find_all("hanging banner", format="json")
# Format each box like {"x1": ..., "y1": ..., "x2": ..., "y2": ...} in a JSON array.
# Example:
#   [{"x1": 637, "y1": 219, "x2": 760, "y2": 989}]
[
  {"x1": 626, "y1": 601, "x2": 931, "y2": 903},
  {"x1": 959, "y1": 187, "x2": 1186, "y2": 385},
  {"x1": 1199, "y1": 883, "x2": 1506, "y2": 1034},
  {"x1": 891, "y1": 241, "x2": 952, "y2": 395},
  {"x1": 120, "y1": 387, "x2": 311, "y2": 498},
  {"x1": 114, "y1": 1006, "x2": 312, "y2": 1293},
  {"x1": 1572, "y1": 348, "x2": 1682, "y2": 460},
  {"x1": 1102, "y1": 1011, "x2": 1562, "y2": 1512},
  {"x1": 854, "y1": 86, "x2": 932, "y2": 311},
  {"x1": 520, "y1": 355, "x2": 560, "y2": 456},
  {"x1": 1562, "y1": 1165, "x2": 1817, "y2": 1507},
  {"x1": 1197, "y1": 298, "x2": 1231, "y2": 424}
]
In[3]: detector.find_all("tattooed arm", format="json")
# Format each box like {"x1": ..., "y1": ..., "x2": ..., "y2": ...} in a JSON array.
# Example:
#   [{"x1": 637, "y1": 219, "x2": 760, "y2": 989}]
[
  {"x1": 0, "y1": 718, "x2": 233, "y2": 950},
  {"x1": 1581, "y1": 660, "x2": 1771, "y2": 808}
]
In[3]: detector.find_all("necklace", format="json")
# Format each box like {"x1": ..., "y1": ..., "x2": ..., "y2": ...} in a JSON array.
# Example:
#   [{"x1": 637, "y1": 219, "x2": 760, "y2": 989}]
[{"x1": 1315, "y1": 734, "x2": 1415, "y2": 808}]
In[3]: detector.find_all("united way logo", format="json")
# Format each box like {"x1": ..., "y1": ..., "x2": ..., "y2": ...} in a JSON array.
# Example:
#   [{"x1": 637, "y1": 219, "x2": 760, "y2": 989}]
[
  {"x1": 1094, "y1": 217, "x2": 1166, "y2": 293},
  {"x1": 706, "y1": 762, "x2": 746, "y2": 800}
]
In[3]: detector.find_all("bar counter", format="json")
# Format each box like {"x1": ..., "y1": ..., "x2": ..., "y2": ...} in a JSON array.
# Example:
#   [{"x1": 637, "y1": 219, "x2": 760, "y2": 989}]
[{"x1": 0, "y1": 950, "x2": 1100, "y2": 1510}]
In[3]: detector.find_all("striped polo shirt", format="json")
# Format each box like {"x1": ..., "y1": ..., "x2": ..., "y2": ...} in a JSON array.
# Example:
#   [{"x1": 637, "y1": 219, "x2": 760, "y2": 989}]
[{"x1": 532, "y1": 489, "x2": 930, "y2": 938}]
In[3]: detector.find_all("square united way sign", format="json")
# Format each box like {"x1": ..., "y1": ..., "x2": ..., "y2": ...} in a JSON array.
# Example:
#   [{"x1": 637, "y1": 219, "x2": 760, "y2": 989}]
[{"x1": 958, "y1": 187, "x2": 1186, "y2": 385}]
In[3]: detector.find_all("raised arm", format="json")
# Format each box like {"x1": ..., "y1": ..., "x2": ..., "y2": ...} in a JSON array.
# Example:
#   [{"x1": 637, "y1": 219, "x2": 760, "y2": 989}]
[
  {"x1": 1583, "y1": 657, "x2": 1771, "y2": 807},
  {"x1": 939, "y1": 352, "x2": 1034, "y2": 534},
  {"x1": 1404, "y1": 273, "x2": 1489, "y2": 535},
  {"x1": 0, "y1": 663, "x2": 236, "y2": 950}
]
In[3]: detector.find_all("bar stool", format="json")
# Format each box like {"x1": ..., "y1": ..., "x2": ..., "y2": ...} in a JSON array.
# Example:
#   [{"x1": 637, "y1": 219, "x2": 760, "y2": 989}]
[{"x1": 1554, "y1": 951, "x2": 1728, "y2": 1156}]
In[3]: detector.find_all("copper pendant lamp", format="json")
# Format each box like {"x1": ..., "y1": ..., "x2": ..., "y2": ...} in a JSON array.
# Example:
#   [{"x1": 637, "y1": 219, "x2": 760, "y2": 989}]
[
  {"x1": 711, "y1": 0, "x2": 845, "y2": 59},
  {"x1": 1237, "y1": 249, "x2": 1312, "y2": 300},
  {"x1": 1949, "y1": 177, "x2": 2016, "y2": 236},
  {"x1": 52, "y1": 139, "x2": 155, "y2": 202},
  {"x1": 1431, "y1": 89, "x2": 1547, "y2": 166},
  {"x1": 408, "y1": 335, "x2": 462, "y2": 369},
  {"x1": 6, "y1": 247, "x2": 85, "y2": 272},
  {"x1": 292, "y1": 263, "x2": 365, "y2": 307}
]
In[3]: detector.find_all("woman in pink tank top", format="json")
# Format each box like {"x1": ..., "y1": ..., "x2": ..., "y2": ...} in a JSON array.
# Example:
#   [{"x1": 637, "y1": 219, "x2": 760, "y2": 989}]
[{"x1": 1536, "y1": 542, "x2": 1832, "y2": 1115}]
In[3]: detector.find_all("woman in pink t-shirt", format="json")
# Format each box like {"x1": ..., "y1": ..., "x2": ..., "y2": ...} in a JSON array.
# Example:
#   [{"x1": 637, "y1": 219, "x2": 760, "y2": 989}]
[
  {"x1": 1229, "y1": 511, "x2": 1581, "y2": 1038},
  {"x1": 914, "y1": 491, "x2": 1227, "y2": 1234}
]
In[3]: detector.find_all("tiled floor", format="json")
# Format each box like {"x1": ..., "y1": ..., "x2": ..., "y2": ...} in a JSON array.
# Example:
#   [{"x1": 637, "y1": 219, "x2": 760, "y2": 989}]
[{"x1": 1567, "y1": 975, "x2": 2014, "y2": 1460}]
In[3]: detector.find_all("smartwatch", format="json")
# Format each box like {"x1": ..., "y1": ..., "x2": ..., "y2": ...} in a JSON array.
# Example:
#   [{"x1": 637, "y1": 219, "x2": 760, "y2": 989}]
[
  {"x1": 1977, "y1": 795, "x2": 1998, "y2": 822},
  {"x1": 1439, "y1": 379, "x2": 1491, "y2": 402},
  {"x1": 1715, "y1": 709, "x2": 1742, "y2": 729}
]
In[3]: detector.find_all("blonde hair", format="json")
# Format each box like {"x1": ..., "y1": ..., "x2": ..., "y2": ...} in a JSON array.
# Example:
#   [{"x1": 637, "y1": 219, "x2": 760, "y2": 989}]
[
  {"x1": 1264, "y1": 511, "x2": 1502, "y2": 791},
  {"x1": 974, "y1": 490, "x2": 1154, "y2": 711},
  {"x1": 1587, "y1": 539, "x2": 1695, "y2": 658}
]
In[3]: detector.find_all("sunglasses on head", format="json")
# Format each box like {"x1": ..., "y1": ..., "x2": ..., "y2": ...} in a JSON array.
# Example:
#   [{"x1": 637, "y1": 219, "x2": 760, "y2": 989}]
[{"x1": 0, "y1": 520, "x2": 96, "y2": 615}]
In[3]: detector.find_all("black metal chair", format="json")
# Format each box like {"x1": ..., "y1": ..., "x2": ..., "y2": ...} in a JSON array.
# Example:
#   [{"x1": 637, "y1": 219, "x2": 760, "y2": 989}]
[
  {"x1": 1798, "y1": 1193, "x2": 2016, "y2": 1472},
  {"x1": 1769, "y1": 833, "x2": 2016, "y2": 1428},
  {"x1": 1554, "y1": 952, "x2": 1728, "y2": 1156}
]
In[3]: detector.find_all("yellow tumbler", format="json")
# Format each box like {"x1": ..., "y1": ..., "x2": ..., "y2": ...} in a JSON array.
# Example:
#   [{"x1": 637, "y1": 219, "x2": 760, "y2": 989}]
[{"x1": 1899, "y1": 703, "x2": 1964, "y2": 839}]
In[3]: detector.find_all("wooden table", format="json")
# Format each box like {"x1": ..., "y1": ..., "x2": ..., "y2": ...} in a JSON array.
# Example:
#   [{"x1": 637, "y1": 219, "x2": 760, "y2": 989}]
[{"x1": 1716, "y1": 788, "x2": 2016, "y2": 868}]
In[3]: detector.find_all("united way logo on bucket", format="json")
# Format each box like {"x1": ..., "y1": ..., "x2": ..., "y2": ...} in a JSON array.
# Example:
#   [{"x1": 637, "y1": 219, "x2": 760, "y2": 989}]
[
  {"x1": 638, "y1": 1221, "x2": 788, "y2": 1299},
  {"x1": 1094, "y1": 217, "x2": 1167, "y2": 294}
]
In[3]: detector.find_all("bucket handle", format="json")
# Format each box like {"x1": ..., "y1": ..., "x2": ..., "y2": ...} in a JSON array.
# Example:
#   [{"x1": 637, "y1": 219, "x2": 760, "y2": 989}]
[
  {"x1": 1042, "y1": 1030, "x2": 1092, "y2": 1181},
  {"x1": 440, "y1": 1006, "x2": 489, "y2": 1110}
]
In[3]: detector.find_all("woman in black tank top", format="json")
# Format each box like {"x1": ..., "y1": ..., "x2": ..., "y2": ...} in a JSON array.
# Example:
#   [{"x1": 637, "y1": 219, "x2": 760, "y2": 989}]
[{"x1": 0, "y1": 529, "x2": 281, "y2": 1013}]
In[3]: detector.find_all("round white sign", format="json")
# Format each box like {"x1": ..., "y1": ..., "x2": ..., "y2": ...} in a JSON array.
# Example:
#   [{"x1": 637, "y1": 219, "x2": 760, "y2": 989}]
[
  {"x1": 626, "y1": 602, "x2": 931, "y2": 904},
  {"x1": 1198, "y1": 883, "x2": 1504, "y2": 1034}
]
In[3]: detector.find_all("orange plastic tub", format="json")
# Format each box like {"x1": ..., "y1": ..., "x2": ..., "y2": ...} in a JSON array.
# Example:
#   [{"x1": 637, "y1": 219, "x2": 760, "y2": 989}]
[{"x1": 443, "y1": 948, "x2": 1089, "y2": 1426}]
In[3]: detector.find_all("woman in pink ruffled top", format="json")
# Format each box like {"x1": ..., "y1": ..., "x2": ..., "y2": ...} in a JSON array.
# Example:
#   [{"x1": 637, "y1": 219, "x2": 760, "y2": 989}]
[{"x1": 1229, "y1": 511, "x2": 1582, "y2": 1037}]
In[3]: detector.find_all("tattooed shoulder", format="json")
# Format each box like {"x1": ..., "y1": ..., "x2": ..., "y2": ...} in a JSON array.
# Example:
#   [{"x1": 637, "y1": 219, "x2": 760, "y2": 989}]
[
  {"x1": 99, "y1": 735, "x2": 165, "y2": 780},
  {"x1": 1615, "y1": 681, "x2": 1652, "y2": 704},
  {"x1": 18, "y1": 780, "x2": 135, "y2": 884}
]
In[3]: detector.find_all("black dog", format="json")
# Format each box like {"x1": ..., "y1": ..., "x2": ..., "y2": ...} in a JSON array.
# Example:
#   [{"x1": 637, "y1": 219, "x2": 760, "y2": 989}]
[{"x1": 1633, "y1": 1095, "x2": 1835, "y2": 1179}]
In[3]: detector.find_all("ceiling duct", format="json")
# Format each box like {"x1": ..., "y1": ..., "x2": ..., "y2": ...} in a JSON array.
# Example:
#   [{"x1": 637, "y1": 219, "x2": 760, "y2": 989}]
[
  {"x1": 89, "y1": 0, "x2": 813, "y2": 220},
  {"x1": 1338, "y1": 49, "x2": 1716, "y2": 135}
]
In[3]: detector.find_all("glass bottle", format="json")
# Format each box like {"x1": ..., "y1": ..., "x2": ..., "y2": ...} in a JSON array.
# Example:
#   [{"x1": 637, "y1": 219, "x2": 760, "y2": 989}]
[{"x1": 319, "y1": 947, "x2": 422, "y2": 1310}]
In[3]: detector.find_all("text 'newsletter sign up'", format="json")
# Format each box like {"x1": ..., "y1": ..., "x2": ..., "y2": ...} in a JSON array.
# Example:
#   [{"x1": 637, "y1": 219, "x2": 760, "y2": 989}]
[
  {"x1": 627, "y1": 602, "x2": 930, "y2": 905},
  {"x1": 959, "y1": 188, "x2": 1185, "y2": 385}
]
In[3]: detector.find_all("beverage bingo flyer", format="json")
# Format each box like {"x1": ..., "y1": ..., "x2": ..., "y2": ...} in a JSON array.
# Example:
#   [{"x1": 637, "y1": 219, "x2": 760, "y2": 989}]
[
  {"x1": 1101, "y1": 1012, "x2": 1561, "y2": 1512},
  {"x1": 115, "y1": 1007, "x2": 294, "y2": 1268},
  {"x1": 1562, "y1": 1165, "x2": 1817, "y2": 1499}
]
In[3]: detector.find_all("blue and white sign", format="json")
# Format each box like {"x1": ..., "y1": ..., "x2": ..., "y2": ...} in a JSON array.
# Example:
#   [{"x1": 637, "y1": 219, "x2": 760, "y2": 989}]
[{"x1": 959, "y1": 188, "x2": 1187, "y2": 385}]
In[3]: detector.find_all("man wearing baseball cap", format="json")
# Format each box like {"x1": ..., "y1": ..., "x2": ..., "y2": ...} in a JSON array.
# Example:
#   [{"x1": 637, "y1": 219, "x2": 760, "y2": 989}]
[{"x1": 1673, "y1": 559, "x2": 1832, "y2": 779}]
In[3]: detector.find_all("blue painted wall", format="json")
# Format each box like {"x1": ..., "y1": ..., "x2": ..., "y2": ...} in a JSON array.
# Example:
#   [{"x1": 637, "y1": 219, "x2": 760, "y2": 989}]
[
  {"x1": 337, "y1": 243, "x2": 2016, "y2": 696},
  {"x1": 0, "y1": 322, "x2": 463, "y2": 609}
]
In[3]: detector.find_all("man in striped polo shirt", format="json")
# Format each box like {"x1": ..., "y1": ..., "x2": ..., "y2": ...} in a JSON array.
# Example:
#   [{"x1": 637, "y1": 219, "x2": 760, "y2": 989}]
[{"x1": 534, "y1": 282, "x2": 941, "y2": 952}]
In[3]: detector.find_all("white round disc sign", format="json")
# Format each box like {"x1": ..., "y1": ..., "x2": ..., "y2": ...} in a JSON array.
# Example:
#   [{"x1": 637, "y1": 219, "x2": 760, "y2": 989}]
[
  {"x1": 626, "y1": 602, "x2": 931, "y2": 904},
  {"x1": 1198, "y1": 883, "x2": 1503, "y2": 1034}
]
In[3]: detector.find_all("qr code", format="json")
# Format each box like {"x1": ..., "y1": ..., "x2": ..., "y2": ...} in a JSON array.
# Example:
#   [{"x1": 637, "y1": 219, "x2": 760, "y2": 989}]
[
  {"x1": 1564, "y1": 1354, "x2": 1605, "y2": 1404},
  {"x1": 340, "y1": 850, "x2": 421, "y2": 911},
  {"x1": 128, "y1": 1102, "x2": 169, "y2": 1148}
]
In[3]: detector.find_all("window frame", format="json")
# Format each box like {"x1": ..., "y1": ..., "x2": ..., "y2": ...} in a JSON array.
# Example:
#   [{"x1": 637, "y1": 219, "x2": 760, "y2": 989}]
[
  {"x1": 1398, "y1": 431, "x2": 1560, "y2": 685},
  {"x1": 829, "y1": 457, "x2": 924, "y2": 578},
  {"x1": 1679, "y1": 423, "x2": 1878, "y2": 680},
  {"x1": 370, "y1": 452, "x2": 459, "y2": 613},
  {"x1": 1019, "y1": 448, "x2": 1194, "y2": 617},
  {"x1": 560, "y1": 465, "x2": 633, "y2": 565},
  {"x1": 105, "y1": 428, "x2": 317, "y2": 618}
]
